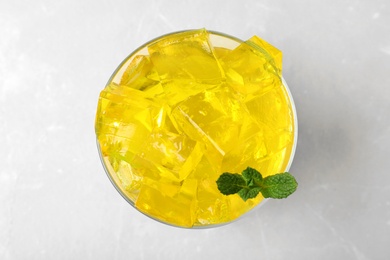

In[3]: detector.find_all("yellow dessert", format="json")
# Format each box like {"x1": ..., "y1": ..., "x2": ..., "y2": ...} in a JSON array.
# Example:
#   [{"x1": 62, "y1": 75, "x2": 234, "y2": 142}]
[{"x1": 95, "y1": 29, "x2": 296, "y2": 228}]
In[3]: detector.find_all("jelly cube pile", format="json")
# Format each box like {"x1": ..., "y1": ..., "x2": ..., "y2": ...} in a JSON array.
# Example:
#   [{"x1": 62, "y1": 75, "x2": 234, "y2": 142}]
[{"x1": 95, "y1": 29, "x2": 294, "y2": 227}]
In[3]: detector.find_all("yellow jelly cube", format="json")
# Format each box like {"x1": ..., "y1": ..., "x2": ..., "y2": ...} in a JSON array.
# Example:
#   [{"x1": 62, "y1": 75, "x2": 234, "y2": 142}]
[
  {"x1": 195, "y1": 178, "x2": 230, "y2": 226},
  {"x1": 137, "y1": 130, "x2": 203, "y2": 182},
  {"x1": 148, "y1": 29, "x2": 224, "y2": 84},
  {"x1": 246, "y1": 36, "x2": 282, "y2": 73},
  {"x1": 119, "y1": 55, "x2": 160, "y2": 89},
  {"x1": 135, "y1": 180, "x2": 196, "y2": 228},
  {"x1": 220, "y1": 39, "x2": 281, "y2": 96},
  {"x1": 213, "y1": 46, "x2": 231, "y2": 60}
]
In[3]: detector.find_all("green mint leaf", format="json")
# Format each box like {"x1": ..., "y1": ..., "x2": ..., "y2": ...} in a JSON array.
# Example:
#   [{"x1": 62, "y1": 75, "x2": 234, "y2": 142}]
[
  {"x1": 238, "y1": 187, "x2": 262, "y2": 201},
  {"x1": 241, "y1": 167, "x2": 262, "y2": 186},
  {"x1": 260, "y1": 172, "x2": 298, "y2": 199},
  {"x1": 216, "y1": 167, "x2": 298, "y2": 202},
  {"x1": 216, "y1": 173, "x2": 246, "y2": 195}
]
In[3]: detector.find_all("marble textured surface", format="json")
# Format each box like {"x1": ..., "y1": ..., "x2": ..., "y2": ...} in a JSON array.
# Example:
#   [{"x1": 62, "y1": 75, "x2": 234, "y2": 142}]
[{"x1": 1, "y1": 0, "x2": 389, "y2": 259}]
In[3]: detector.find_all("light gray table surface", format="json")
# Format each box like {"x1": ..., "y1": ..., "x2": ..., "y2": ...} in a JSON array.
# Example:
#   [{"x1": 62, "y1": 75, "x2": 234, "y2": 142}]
[{"x1": 1, "y1": 0, "x2": 389, "y2": 259}]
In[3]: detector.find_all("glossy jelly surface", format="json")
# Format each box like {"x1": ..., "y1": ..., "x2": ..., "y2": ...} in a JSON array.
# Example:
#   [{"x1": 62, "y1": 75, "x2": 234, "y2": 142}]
[{"x1": 95, "y1": 29, "x2": 296, "y2": 228}]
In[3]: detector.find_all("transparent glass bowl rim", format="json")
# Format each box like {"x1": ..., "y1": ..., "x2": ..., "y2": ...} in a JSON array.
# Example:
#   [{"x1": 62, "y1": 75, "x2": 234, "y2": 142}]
[{"x1": 96, "y1": 29, "x2": 298, "y2": 229}]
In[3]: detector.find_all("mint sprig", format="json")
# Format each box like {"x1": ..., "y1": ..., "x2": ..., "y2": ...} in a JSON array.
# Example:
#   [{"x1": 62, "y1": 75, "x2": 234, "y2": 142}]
[{"x1": 216, "y1": 167, "x2": 298, "y2": 201}]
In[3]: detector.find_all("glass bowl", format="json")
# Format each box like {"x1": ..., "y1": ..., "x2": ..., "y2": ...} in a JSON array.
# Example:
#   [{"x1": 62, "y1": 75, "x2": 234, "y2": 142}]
[{"x1": 95, "y1": 29, "x2": 298, "y2": 228}]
